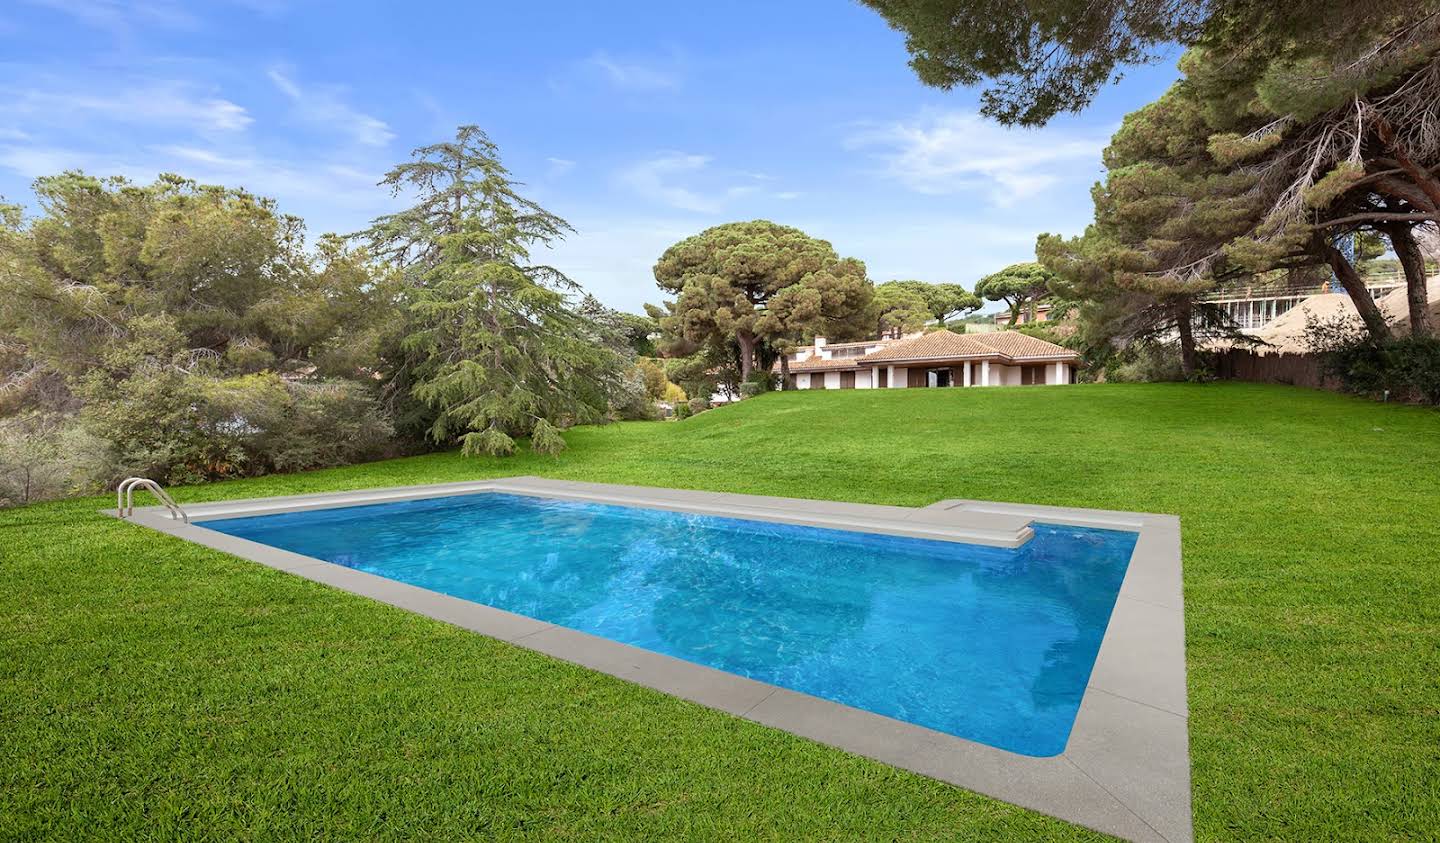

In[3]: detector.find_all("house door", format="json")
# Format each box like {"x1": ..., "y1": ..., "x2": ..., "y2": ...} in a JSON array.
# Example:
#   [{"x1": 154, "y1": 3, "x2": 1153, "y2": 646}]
[
  {"x1": 877, "y1": 368, "x2": 888, "y2": 388},
  {"x1": 810, "y1": 374, "x2": 826, "y2": 389},
  {"x1": 840, "y1": 371, "x2": 856, "y2": 389}
]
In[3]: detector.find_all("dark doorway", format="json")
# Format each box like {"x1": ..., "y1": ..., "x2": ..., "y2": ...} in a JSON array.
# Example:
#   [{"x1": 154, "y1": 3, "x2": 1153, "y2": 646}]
[
  {"x1": 840, "y1": 371, "x2": 856, "y2": 389},
  {"x1": 927, "y1": 368, "x2": 952, "y2": 388}
]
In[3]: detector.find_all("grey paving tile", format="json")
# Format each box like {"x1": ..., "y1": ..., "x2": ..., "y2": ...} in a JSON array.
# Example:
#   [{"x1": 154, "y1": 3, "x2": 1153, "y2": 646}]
[
  {"x1": 1121, "y1": 526, "x2": 1185, "y2": 609},
  {"x1": 1089, "y1": 596, "x2": 1189, "y2": 717},
  {"x1": 901, "y1": 506, "x2": 1034, "y2": 533},
  {"x1": 608, "y1": 648, "x2": 777, "y2": 716},
  {"x1": 743, "y1": 688, "x2": 943, "y2": 767},
  {"x1": 515, "y1": 625, "x2": 657, "y2": 677},
  {"x1": 1065, "y1": 688, "x2": 1193, "y2": 843},
  {"x1": 911, "y1": 739, "x2": 1169, "y2": 843}
]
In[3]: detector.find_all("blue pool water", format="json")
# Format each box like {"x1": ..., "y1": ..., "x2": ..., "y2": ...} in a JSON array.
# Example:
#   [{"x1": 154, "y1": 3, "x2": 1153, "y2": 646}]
[{"x1": 203, "y1": 492, "x2": 1137, "y2": 756}]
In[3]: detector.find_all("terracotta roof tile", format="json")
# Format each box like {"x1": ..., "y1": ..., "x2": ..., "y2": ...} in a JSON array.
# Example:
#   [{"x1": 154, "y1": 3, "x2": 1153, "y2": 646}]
[
  {"x1": 965, "y1": 331, "x2": 1079, "y2": 360},
  {"x1": 778, "y1": 329, "x2": 1078, "y2": 371},
  {"x1": 859, "y1": 330, "x2": 995, "y2": 362},
  {"x1": 781, "y1": 356, "x2": 868, "y2": 372}
]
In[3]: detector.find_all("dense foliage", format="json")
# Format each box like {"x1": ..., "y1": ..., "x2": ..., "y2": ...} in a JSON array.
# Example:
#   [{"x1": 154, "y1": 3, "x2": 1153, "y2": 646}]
[
  {"x1": 649, "y1": 223, "x2": 987, "y2": 390},
  {"x1": 860, "y1": 0, "x2": 1421, "y2": 126},
  {"x1": 0, "y1": 174, "x2": 399, "y2": 502},
  {"x1": 358, "y1": 127, "x2": 629, "y2": 457},
  {"x1": 1307, "y1": 316, "x2": 1440, "y2": 404},
  {"x1": 650, "y1": 221, "x2": 874, "y2": 382},
  {"x1": 0, "y1": 128, "x2": 648, "y2": 504},
  {"x1": 973, "y1": 262, "x2": 1057, "y2": 325},
  {"x1": 1035, "y1": 9, "x2": 1439, "y2": 379}
]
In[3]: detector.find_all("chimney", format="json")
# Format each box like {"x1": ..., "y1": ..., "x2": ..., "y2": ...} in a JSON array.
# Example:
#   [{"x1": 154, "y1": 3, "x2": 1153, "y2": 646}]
[{"x1": 814, "y1": 336, "x2": 827, "y2": 348}]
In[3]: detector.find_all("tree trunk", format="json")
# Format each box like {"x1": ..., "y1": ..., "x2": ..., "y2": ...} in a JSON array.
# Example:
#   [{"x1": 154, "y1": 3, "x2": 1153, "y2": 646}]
[
  {"x1": 736, "y1": 330, "x2": 756, "y2": 381},
  {"x1": 778, "y1": 352, "x2": 791, "y2": 390},
  {"x1": 1173, "y1": 298, "x2": 1198, "y2": 378},
  {"x1": 1316, "y1": 235, "x2": 1392, "y2": 343},
  {"x1": 1376, "y1": 118, "x2": 1440, "y2": 212},
  {"x1": 1385, "y1": 224, "x2": 1432, "y2": 338}
]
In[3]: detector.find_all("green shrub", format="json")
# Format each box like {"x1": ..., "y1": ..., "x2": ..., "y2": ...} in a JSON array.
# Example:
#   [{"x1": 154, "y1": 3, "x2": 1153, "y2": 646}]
[
  {"x1": 1106, "y1": 343, "x2": 1185, "y2": 383},
  {"x1": 610, "y1": 366, "x2": 658, "y2": 421},
  {"x1": 77, "y1": 371, "x2": 393, "y2": 486},
  {"x1": 687, "y1": 397, "x2": 709, "y2": 416},
  {"x1": 1308, "y1": 317, "x2": 1440, "y2": 404},
  {"x1": 673, "y1": 402, "x2": 692, "y2": 419},
  {"x1": 739, "y1": 382, "x2": 763, "y2": 398},
  {"x1": 0, "y1": 413, "x2": 100, "y2": 506},
  {"x1": 744, "y1": 370, "x2": 778, "y2": 392},
  {"x1": 1389, "y1": 337, "x2": 1440, "y2": 404}
]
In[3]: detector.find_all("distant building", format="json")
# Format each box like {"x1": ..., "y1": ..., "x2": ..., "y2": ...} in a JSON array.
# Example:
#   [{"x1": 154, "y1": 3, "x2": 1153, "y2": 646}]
[
  {"x1": 993, "y1": 302, "x2": 1057, "y2": 327},
  {"x1": 1203, "y1": 271, "x2": 1404, "y2": 332},
  {"x1": 778, "y1": 329, "x2": 1079, "y2": 389}
]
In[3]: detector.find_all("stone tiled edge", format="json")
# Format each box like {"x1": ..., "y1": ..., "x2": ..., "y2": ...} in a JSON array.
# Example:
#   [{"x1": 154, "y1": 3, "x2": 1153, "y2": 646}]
[
  {"x1": 109, "y1": 478, "x2": 1189, "y2": 843},
  {"x1": 166, "y1": 477, "x2": 1037, "y2": 548}
]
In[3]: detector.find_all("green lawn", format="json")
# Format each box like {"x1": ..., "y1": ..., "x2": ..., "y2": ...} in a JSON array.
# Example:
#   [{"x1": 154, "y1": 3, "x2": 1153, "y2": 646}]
[{"x1": 4, "y1": 383, "x2": 1438, "y2": 840}]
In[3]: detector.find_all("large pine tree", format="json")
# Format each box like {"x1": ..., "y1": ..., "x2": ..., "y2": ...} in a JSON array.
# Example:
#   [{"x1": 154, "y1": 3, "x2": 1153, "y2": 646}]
[{"x1": 360, "y1": 126, "x2": 623, "y2": 456}]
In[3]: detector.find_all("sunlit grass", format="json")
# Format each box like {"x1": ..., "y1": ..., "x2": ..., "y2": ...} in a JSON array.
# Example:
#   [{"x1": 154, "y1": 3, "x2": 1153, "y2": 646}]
[{"x1": 4, "y1": 382, "x2": 1437, "y2": 839}]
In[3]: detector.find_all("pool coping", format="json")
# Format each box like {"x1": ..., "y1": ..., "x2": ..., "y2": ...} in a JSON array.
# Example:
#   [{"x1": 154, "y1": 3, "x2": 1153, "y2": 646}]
[{"x1": 110, "y1": 476, "x2": 1190, "y2": 843}]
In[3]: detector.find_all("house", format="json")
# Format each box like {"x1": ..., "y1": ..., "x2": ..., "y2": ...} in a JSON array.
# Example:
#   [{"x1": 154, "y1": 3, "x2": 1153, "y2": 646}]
[
  {"x1": 993, "y1": 302, "x2": 1058, "y2": 327},
  {"x1": 779, "y1": 329, "x2": 1079, "y2": 389},
  {"x1": 1200, "y1": 270, "x2": 1404, "y2": 332}
]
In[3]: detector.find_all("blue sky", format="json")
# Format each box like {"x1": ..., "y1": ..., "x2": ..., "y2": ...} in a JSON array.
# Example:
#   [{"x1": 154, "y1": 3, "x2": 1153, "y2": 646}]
[{"x1": 0, "y1": 0, "x2": 1181, "y2": 313}]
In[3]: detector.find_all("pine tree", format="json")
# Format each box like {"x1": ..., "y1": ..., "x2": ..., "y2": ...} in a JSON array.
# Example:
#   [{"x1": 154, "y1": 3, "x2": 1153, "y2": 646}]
[{"x1": 360, "y1": 126, "x2": 623, "y2": 456}]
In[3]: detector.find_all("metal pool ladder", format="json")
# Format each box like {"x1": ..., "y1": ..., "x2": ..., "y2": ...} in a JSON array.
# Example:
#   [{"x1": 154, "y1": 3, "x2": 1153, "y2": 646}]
[{"x1": 116, "y1": 477, "x2": 189, "y2": 524}]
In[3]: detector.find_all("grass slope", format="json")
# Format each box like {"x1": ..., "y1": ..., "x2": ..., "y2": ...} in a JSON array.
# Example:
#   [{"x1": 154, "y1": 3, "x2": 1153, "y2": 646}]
[{"x1": 4, "y1": 383, "x2": 1438, "y2": 840}]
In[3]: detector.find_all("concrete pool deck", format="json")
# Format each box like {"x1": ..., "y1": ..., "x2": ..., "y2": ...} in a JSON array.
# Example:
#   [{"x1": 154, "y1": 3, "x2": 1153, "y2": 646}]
[{"x1": 112, "y1": 476, "x2": 1190, "y2": 843}]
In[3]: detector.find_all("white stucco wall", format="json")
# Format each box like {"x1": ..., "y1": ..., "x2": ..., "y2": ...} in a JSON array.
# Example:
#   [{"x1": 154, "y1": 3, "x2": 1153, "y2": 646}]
[
  {"x1": 793, "y1": 361, "x2": 1073, "y2": 390},
  {"x1": 995, "y1": 365, "x2": 1022, "y2": 386}
]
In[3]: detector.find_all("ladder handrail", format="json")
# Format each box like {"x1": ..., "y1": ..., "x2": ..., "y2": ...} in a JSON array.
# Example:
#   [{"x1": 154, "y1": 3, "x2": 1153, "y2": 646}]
[{"x1": 116, "y1": 477, "x2": 189, "y2": 524}]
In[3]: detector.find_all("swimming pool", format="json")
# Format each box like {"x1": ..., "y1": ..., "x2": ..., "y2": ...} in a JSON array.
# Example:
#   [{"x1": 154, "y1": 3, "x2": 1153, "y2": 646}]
[{"x1": 201, "y1": 490, "x2": 1138, "y2": 757}]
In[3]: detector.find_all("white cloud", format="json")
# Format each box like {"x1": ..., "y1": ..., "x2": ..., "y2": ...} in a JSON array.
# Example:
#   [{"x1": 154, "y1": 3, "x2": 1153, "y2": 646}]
[
  {"x1": 23, "y1": 0, "x2": 199, "y2": 33},
  {"x1": 546, "y1": 157, "x2": 576, "y2": 179},
  {"x1": 540, "y1": 214, "x2": 703, "y2": 311},
  {"x1": 267, "y1": 66, "x2": 394, "y2": 147},
  {"x1": 0, "y1": 139, "x2": 382, "y2": 205},
  {"x1": 586, "y1": 51, "x2": 682, "y2": 91},
  {"x1": 616, "y1": 153, "x2": 807, "y2": 215},
  {"x1": 149, "y1": 144, "x2": 254, "y2": 169},
  {"x1": 846, "y1": 110, "x2": 1107, "y2": 206},
  {"x1": 617, "y1": 153, "x2": 724, "y2": 213},
  {"x1": 1, "y1": 79, "x2": 251, "y2": 134}
]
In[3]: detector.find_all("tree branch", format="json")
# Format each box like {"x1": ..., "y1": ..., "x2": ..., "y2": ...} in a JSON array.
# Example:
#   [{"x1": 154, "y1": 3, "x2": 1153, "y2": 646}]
[{"x1": 1316, "y1": 210, "x2": 1439, "y2": 228}]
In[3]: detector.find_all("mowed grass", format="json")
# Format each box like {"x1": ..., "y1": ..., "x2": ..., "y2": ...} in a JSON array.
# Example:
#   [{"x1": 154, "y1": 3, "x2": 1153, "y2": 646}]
[{"x1": 4, "y1": 382, "x2": 1438, "y2": 840}]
